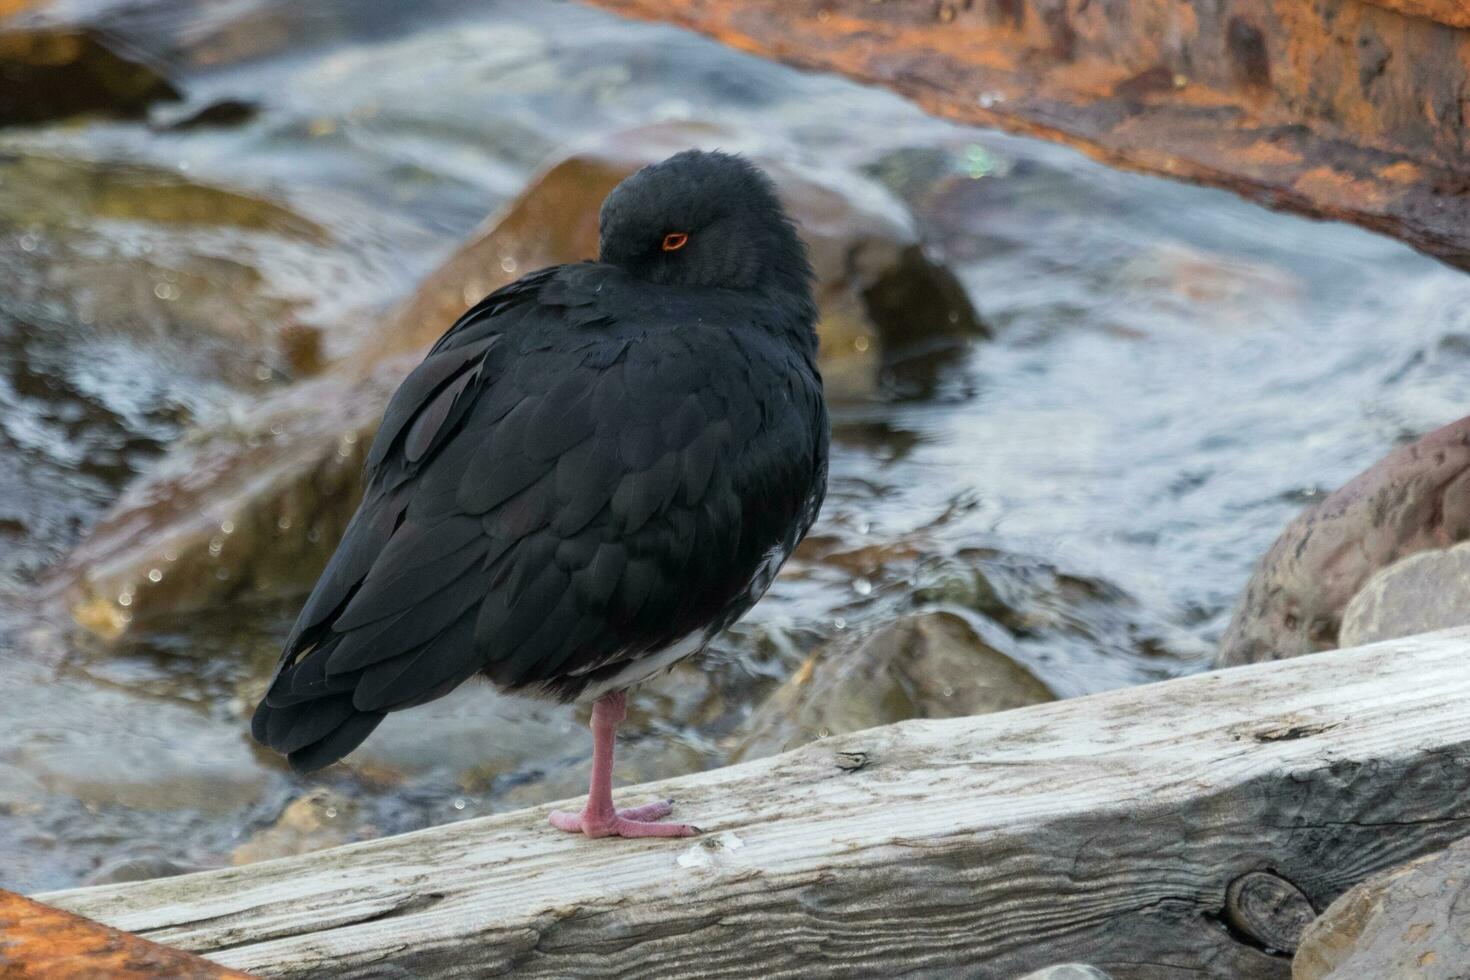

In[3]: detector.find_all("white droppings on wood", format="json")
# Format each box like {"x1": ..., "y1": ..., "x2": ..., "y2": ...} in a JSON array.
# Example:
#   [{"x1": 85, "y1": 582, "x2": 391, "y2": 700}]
[{"x1": 676, "y1": 831, "x2": 746, "y2": 870}]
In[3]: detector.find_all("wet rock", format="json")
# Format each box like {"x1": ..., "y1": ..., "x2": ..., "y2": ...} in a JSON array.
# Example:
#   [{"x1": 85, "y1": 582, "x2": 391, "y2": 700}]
[
  {"x1": 0, "y1": 152, "x2": 327, "y2": 388},
  {"x1": 232, "y1": 788, "x2": 363, "y2": 865},
  {"x1": 18, "y1": 718, "x2": 268, "y2": 814},
  {"x1": 61, "y1": 126, "x2": 985, "y2": 638},
  {"x1": 84, "y1": 855, "x2": 210, "y2": 886},
  {"x1": 731, "y1": 611, "x2": 1053, "y2": 762},
  {"x1": 1218, "y1": 415, "x2": 1470, "y2": 667},
  {"x1": 624, "y1": 659, "x2": 725, "y2": 733},
  {"x1": 339, "y1": 681, "x2": 580, "y2": 784},
  {"x1": 1292, "y1": 835, "x2": 1470, "y2": 980},
  {"x1": 0, "y1": 766, "x2": 46, "y2": 816},
  {"x1": 0, "y1": 154, "x2": 321, "y2": 237},
  {"x1": 908, "y1": 546, "x2": 1210, "y2": 677},
  {"x1": 0, "y1": 27, "x2": 180, "y2": 126},
  {"x1": 63, "y1": 364, "x2": 400, "y2": 638},
  {"x1": 358, "y1": 123, "x2": 987, "y2": 401},
  {"x1": 914, "y1": 548, "x2": 1133, "y2": 638},
  {"x1": 1016, "y1": 967, "x2": 1115, "y2": 980},
  {"x1": 152, "y1": 97, "x2": 258, "y2": 132},
  {"x1": 1339, "y1": 541, "x2": 1470, "y2": 647}
]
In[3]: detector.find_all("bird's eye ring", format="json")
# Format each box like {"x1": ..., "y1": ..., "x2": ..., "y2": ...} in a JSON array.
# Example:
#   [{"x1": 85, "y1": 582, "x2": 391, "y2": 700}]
[{"x1": 661, "y1": 232, "x2": 689, "y2": 252}]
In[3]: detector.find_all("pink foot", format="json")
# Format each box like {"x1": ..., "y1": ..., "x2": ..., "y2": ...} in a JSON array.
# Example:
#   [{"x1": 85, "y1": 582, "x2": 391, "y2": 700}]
[{"x1": 548, "y1": 798, "x2": 699, "y2": 839}]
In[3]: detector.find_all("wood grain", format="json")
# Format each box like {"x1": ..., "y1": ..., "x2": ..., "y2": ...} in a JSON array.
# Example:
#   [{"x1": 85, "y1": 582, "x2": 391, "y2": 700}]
[{"x1": 36, "y1": 629, "x2": 1470, "y2": 979}]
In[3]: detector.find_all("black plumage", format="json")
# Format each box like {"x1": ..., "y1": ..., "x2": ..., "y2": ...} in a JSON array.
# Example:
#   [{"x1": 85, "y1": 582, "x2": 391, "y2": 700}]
[{"x1": 252, "y1": 151, "x2": 828, "y2": 792}]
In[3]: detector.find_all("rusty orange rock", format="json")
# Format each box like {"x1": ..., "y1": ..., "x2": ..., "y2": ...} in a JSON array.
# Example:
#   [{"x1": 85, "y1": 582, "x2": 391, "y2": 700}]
[
  {"x1": 0, "y1": 890, "x2": 253, "y2": 979},
  {"x1": 585, "y1": 0, "x2": 1470, "y2": 274}
]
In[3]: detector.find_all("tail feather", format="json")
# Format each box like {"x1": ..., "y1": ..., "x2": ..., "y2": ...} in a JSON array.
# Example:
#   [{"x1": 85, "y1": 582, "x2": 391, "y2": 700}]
[
  {"x1": 251, "y1": 693, "x2": 386, "y2": 774},
  {"x1": 286, "y1": 710, "x2": 385, "y2": 773},
  {"x1": 251, "y1": 640, "x2": 387, "y2": 773},
  {"x1": 265, "y1": 694, "x2": 356, "y2": 755}
]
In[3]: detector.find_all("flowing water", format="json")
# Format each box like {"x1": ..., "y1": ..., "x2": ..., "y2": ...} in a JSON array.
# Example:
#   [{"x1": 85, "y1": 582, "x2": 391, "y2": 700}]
[{"x1": 3, "y1": 0, "x2": 1469, "y2": 892}]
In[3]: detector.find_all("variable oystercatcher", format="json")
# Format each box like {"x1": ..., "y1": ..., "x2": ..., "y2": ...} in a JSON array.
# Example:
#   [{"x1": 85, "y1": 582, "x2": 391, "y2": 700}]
[{"x1": 252, "y1": 150, "x2": 828, "y2": 838}]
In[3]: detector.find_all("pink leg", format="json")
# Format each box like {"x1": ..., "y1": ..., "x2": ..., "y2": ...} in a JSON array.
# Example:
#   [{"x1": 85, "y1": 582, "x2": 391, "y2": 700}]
[{"x1": 548, "y1": 691, "x2": 698, "y2": 839}]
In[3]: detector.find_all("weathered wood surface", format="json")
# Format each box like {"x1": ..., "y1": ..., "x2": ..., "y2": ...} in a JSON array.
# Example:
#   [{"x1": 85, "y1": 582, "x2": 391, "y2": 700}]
[
  {"x1": 37, "y1": 629, "x2": 1470, "y2": 979},
  {"x1": 583, "y1": 0, "x2": 1470, "y2": 275}
]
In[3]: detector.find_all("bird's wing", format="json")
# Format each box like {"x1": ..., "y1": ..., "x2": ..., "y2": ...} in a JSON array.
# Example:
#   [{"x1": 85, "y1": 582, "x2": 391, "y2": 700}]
[{"x1": 253, "y1": 268, "x2": 826, "y2": 770}]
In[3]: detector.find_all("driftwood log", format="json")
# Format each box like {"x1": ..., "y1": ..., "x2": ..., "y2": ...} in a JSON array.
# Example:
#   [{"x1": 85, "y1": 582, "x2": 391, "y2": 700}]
[{"x1": 36, "y1": 628, "x2": 1470, "y2": 979}]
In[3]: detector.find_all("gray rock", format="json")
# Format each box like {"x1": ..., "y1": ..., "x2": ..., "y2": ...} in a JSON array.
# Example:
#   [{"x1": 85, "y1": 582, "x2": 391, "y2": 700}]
[
  {"x1": 85, "y1": 855, "x2": 211, "y2": 886},
  {"x1": 1218, "y1": 415, "x2": 1470, "y2": 667},
  {"x1": 1016, "y1": 966, "x2": 1115, "y2": 980},
  {"x1": 340, "y1": 681, "x2": 581, "y2": 783},
  {"x1": 1339, "y1": 541, "x2": 1470, "y2": 647},
  {"x1": 731, "y1": 611, "x2": 1053, "y2": 762},
  {"x1": 1292, "y1": 835, "x2": 1470, "y2": 980},
  {"x1": 17, "y1": 710, "x2": 269, "y2": 814}
]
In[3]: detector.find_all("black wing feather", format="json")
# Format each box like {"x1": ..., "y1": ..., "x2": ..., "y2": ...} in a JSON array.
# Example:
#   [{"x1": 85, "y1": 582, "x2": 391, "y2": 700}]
[{"x1": 252, "y1": 265, "x2": 827, "y2": 772}]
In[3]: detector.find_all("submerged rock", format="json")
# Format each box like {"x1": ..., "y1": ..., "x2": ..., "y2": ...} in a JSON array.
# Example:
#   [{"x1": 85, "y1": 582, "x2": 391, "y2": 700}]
[
  {"x1": 60, "y1": 126, "x2": 985, "y2": 639},
  {"x1": 0, "y1": 151, "x2": 331, "y2": 414},
  {"x1": 0, "y1": 766, "x2": 46, "y2": 817},
  {"x1": 1219, "y1": 415, "x2": 1470, "y2": 667},
  {"x1": 17, "y1": 717, "x2": 268, "y2": 814},
  {"x1": 232, "y1": 788, "x2": 364, "y2": 865},
  {"x1": 1339, "y1": 541, "x2": 1470, "y2": 647},
  {"x1": 84, "y1": 855, "x2": 210, "y2": 886},
  {"x1": 731, "y1": 611, "x2": 1053, "y2": 762},
  {"x1": 909, "y1": 546, "x2": 1206, "y2": 683},
  {"x1": 1293, "y1": 835, "x2": 1470, "y2": 980},
  {"x1": 0, "y1": 27, "x2": 180, "y2": 126},
  {"x1": 914, "y1": 548, "x2": 1134, "y2": 639}
]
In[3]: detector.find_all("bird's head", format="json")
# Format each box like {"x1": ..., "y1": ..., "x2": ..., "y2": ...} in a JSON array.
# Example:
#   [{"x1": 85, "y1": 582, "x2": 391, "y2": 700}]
[{"x1": 598, "y1": 150, "x2": 814, "y2": 306}]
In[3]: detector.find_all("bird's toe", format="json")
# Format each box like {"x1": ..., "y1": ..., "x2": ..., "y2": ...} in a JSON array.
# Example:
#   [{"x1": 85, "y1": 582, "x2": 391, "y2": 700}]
[
  {"x1": 547, "y1": 800, "x2": 697, "y2": 839},
  {"x1": 616, "y1": 799, "x2": 675, "y2": 821}
]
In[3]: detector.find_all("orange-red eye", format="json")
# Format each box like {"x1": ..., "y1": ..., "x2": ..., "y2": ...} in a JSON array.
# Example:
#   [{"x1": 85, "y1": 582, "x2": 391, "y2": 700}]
[{"x1": 661, "y1": 232, "x2": 689, "y2": 252}]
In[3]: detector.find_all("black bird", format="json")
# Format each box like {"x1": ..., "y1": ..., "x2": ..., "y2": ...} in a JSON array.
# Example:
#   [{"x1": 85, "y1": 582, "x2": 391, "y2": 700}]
[{"x1": 252, "y1": 150, "x2": 828, "y2": 838}]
